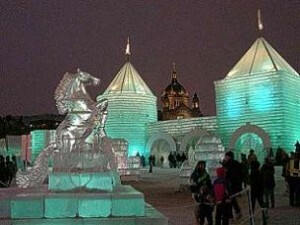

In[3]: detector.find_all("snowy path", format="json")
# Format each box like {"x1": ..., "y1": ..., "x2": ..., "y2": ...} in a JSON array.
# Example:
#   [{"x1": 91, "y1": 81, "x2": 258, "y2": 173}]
[{"x1": 124, "y1": 167, "x2": 300, "y2": 225}]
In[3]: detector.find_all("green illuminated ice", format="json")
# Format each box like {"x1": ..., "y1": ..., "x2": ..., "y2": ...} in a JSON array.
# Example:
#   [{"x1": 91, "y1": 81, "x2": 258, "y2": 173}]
[
  {"x1": 97, "y1": 51, "x2": 157, "y2": 157},
  {"x1": 215, "y1": 37, "x2": 300, "y2": 157}
]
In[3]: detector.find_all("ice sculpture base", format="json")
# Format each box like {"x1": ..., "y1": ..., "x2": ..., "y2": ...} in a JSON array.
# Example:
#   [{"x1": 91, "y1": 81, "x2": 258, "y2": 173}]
[
  {"x1": 1, "y1": 185, "x2": 152, "y2": 219},
  {"x1": 48, "y1": 171, "x2": 121, "y2": 192},
  {"x1": 1, "y1": 204, "x2": 167, "y2": 225}
]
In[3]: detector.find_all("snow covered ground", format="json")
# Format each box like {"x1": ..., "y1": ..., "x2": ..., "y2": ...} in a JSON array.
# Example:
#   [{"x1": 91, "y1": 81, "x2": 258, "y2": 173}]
[{"x1": 124, "y1": 167, "x2": 300, "y2": 225}]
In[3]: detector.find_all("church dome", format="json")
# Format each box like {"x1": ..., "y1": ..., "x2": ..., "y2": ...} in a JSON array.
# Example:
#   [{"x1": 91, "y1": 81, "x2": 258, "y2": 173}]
[{"x1": 161, "y1": 63, "x2": 188, "y2": 97}]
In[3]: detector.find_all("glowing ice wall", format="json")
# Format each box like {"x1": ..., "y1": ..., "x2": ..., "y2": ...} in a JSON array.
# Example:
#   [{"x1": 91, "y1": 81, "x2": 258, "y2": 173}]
[
  {"x1": 6, "y1": 135, "x2": 22, "y2": 157},
  {"x1": 147, "y1": 116, "x2": 217, "y2": 137},
  {"x1": 215, "y1": 71, "x2": 300, "y2": 151},
  {"x1": 30, "y1": 130, "x2": 56, "y2": 162},
  {"x1": 281, "y1": 71, "x2": 300, "y2": 150},
  {"x1": 97, "y1": 93, "x2": 157, "y2": 156}
]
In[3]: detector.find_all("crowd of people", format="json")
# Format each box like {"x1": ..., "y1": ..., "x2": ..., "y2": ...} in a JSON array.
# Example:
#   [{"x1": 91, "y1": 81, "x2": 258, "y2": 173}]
[
  {"x1": 190, "y1": 147, "x2": 300, "y2": 225},
  {"x1": 0, "y1": 154, "x2": 18, "y2": 188},
  {"x1": 144, "y1": 151, "x2": 188, "y2": 173},
  {"x1": 167, "y1": 151, "x2": 187, "y2": 168}
]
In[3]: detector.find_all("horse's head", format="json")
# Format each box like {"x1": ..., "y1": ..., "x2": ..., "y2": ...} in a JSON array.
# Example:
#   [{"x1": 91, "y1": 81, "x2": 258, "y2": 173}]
[
  {"x1": 76, "y1": 68, "x2": 100, "y2": 87},
  {"x1": 55, "y1": 69, "x2": 100, "y2": 114}
]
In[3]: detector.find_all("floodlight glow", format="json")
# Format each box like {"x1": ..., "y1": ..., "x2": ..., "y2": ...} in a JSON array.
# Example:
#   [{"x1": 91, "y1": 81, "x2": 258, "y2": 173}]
[
  {"x1": 215, "y1": 37, "x2": 300, "y2": 151},
  {"x1": 97, "y1": 61, "x2": 157, "y2": 157}
]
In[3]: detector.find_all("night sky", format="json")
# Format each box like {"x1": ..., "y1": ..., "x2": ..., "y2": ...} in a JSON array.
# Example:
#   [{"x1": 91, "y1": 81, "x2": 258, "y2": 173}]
[{"x1": 1, "y1": 1, "x2": 299, "y2": 116}]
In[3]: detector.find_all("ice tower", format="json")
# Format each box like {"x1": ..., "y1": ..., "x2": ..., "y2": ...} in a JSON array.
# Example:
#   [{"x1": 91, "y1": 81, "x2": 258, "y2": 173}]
[
  {"x1": 215, "y1": 35, "x2": 300, "y2": 157},
  {"x1": 97, "y1": 39, "x2": 157, "y2": 156}
]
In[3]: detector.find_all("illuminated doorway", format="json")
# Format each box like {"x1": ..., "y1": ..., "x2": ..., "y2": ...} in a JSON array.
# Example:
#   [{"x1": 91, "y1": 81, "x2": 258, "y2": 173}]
[
  {"x1": 235, "y1": 132, "x2": 265, "y2": 162},
  {"x1": 151, "y1": 139, "x2": 173, "y2": 167}
]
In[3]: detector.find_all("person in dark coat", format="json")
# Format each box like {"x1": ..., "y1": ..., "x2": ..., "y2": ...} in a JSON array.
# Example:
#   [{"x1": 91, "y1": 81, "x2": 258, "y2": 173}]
[
  {"x1": 160, "y1": 155, "x2": 164, "y2": 168},
  {"x1": 6, "y1": 156, "x2": 15, "y2": 186},
  {"x1": 190, "y1": 161, "x2": 212, "y2": 193},
  {"x1": 261, "y1": 157, "x2": 275, "y2": 208},
  {"x1": 190, "y1": 161, "x2": 212, "y2": 224},
  {"x1": 181, "y1": 152, "x2": 187, "y2": 164},
  {"x1": 241, "y1": 154, "x2": 249, "y2": 188},
  {"x1": 176, "y1": 152, "x2": 182, "y2": 168},
  {"x1": 250, "y1": 161, "x2": 265, "y2": 212},
  {"x1": 148, "y1": 155, "x2": 154, "y2": 173},
  {"x1": 285, "y1": 152, "x2": 300, "y2": 206},
  {"x1": 167, "y1": 152, "x2": 173, "y2": 168},
  {"x1": 152, "y1": 155, "x2": 156, "y2": 166},
  {"x1": 140, "y1": 155, "x2": 146, "y2": 167},
  {"x1": 222, "y1": 151, "x2": 242, "y2": 218},
  {"x1": 194, "y1": 185, "x2": 214, "y2": 225},
  {"x1": 0, "y1": 155, "x2": 8, "y2": 187},
  {"x1": 248, "y1": 149, "x2": 257, "y2": 165}
]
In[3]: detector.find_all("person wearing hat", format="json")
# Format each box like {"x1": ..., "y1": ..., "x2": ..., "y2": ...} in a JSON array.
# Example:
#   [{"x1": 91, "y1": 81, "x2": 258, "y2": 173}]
[
  {"x1": 190, "y1": 160, "x2": 212, "y2": 225},
  {"x1": 213, "y1": 167, "x2": 231, "y2": 225}
]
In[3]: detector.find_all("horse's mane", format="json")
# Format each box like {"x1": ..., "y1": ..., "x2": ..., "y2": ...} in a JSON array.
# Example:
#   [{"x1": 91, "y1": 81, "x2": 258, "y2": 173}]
[{"x1": 54, "y1": 72, "x2": 76, "y2": 114}]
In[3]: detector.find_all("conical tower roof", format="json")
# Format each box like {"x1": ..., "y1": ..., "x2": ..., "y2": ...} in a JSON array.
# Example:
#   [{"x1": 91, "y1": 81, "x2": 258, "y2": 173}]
[
  {"x1": 226, "y1": 37, "x2": 299, "y2": 78},
  {"x1": 104, "y1": 61, "x2": 154, "y2": 95}
]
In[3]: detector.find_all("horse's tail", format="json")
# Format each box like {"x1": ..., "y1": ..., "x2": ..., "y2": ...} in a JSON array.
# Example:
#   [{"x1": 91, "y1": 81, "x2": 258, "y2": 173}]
[{"x1": 16, "y1": 143, "x2": 57, "y2": 188}]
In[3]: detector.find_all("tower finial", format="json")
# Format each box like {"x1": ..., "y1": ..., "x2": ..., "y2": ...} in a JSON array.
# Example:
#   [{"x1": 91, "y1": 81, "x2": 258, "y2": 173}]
[
  {"x1": 125, "y1": 36, "x2": 131, "y2": 60},
  {"x1": 172, "y1": 62, "x2": 177, "y2": 79},
  {"x1": 257, "y1": 9, "x2": 263, "y2": 33}
]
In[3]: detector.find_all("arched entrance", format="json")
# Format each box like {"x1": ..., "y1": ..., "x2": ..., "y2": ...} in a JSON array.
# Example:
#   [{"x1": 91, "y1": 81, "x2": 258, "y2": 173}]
[
  {"x1": 180, "y1": 128, "x2": 210, "y2": 153},
  {"x1": 146, "y1": 132, "x2": 176, "y2": 167},
  {"x1": 229, "y1": 124, "x2": 271, "y2": 162}
]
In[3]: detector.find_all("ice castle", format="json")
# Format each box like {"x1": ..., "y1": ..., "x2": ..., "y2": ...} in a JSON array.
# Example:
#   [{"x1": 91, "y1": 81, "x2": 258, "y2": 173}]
[
  {"x1": 97, "y1": 34, "x2": 300, "y2": 162},
  {"x1": 97, "y1": 39, "x2": 157, "y2": 157}
]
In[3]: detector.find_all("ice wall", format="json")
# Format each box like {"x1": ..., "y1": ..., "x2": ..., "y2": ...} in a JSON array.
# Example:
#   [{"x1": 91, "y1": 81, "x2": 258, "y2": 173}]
[
  {"x1": 30, "y1": 130, "x2": 56, "y2": 162},
  {"x1": 215, "y1": 71, "x2": 300, "y2": 152},
  {"x1": 98, "y1": 93, "x2": 157, "y2": 157}
]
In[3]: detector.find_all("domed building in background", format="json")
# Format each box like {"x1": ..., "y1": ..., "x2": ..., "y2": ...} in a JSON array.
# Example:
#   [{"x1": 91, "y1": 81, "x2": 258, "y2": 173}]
[{"x1": 160, "y1": 63, "x2": 203, "y2": 120}]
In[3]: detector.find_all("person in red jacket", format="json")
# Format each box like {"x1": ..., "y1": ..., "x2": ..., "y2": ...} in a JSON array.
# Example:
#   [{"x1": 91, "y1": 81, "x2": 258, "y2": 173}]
[{"x1": 213, "y1": 167, "x2": 231, "y2": 225}]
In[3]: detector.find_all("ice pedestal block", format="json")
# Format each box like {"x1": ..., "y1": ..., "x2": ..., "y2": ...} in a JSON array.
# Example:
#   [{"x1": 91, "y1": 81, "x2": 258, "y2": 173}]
[
  {"x1": 11, "y1": 195, "x2": 44, "y2": 219},
  {"x1": 112, "y1": 186, "x2": 145, "y2": 216},
  {"x1": 45, "y1": 193, "x2": 113, "y2": 218},
  {"x1": 12, "y1": 218, "x2": 83, "y2": 225},
  {"x1": 78, "y1": 194, "x2": 111, "y2": 217},
  {"x1": 6, "y1": 185, "x2": 146, "y2": 219},
  {"x1": 0, "y1": 198, "x2": 10, "y2": 218},
  {"x1": 45, "y1": 195, "x2": 78, "y2": 218},
  {"x1": 49, "y1": 171, "x2": 121, "y2": 191},
  {"x1": 5, "y1": 204, "x2": 167, "y2": 225}
]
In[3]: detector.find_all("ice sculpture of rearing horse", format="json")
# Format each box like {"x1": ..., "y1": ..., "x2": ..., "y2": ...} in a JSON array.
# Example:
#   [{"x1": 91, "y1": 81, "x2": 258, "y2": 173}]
[
  {"x1": 54, "y1": 69, "x2": 109, "y2": 170},
  {"x1": 16, "y1": 69, "x2": 109, "y2": 188},
  {"x1": 55, "y1": 69, "x2": 101, "y2": 153}
]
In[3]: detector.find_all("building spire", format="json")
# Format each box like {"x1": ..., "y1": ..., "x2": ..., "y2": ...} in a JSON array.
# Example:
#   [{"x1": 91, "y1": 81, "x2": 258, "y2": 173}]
[
  {"x1": 257, "y1": 9, "x2": 263, "y2": 35},
  {"x1": 125, "y1": 36, "x2": 131, "y2": 61},
  {"x1": 172, "y1": 62, "x2": 177, "y2": 79}
]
